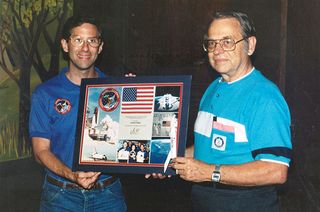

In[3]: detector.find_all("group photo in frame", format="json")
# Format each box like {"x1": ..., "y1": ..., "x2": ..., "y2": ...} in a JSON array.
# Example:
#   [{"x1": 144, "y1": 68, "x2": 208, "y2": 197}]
[{"x1": 73, "y1": 75, "x2": 192, "y2": 175}]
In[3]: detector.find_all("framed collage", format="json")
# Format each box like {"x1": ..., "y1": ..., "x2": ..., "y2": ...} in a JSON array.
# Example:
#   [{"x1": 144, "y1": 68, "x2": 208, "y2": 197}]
[{"x1": 72, "y1": 75, "x2": 192, "y2": 175}]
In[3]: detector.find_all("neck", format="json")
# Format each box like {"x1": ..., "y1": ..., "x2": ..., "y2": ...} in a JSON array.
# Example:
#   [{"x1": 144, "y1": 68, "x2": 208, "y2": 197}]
[
  {"x1": 65, "y1": 68, "x2": 98, "y2": 85},
  {"x1": 221, "y1": 63, "x2": 253, "y2": 82}
]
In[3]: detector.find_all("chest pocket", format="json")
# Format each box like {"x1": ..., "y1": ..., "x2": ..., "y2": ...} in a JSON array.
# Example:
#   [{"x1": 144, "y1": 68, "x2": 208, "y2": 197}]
[
  {"x1": 211, "y1": 117, "x2": 248, "y2": 154},
  {"x1": 195, "y1": 111, "x2": 248, "y2": 142},
  {"x1": 213, "y1": 117, "x2": 248, "y2": 142}
]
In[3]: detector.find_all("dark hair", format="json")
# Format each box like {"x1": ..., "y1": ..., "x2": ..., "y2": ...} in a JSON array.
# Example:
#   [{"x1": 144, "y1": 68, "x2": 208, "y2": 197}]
[
  {"x1": 61, "y1": 16, "x2": 103, "y2": 40},
  {"x1": 211, "y1": 11, "x2": 256, "y2": 38}
]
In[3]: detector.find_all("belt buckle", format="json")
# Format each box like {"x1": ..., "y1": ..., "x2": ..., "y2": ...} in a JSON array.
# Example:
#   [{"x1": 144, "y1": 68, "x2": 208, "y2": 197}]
[
  {"x1": 92, "y1": 181, "x2": 102, "y2": 189},
  {"x1": 66, "y1": 182, "x2": 80, "y2": 189},
  {"x1": 47, "y1": 175, "x2": 116, "y2": 190},
  {"x1": 93, "y1": 176, "x2": 116, "y2": 189}
]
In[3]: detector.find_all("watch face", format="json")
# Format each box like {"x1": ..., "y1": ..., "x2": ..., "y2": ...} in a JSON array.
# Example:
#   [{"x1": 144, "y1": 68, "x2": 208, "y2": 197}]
[
  {"x1": 212, "y1": 165, "x2": 221, "y2": 182},
  {"x1": 212, "y1": 171, "x2": 221, "y2": 182}
]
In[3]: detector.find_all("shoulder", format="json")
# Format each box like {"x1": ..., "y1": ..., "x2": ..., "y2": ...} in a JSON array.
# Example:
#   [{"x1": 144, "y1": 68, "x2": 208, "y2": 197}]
[
  {"x1": 247, "y1": 70, "x2": 284, "y2": 100},
  {"x1": 33, "y1": 68, "x2": 68, "y2": 95},
  {"x1": 206, "y1": 78, "x2": 221, "y2": 90},
  {"x1": 201, "y1": 78, "x2": 220, "y2": 99},
  {"x1": 95, "y1": 67, "x2": 107, "y2": 78},
  {"x1": 32, "y1": 76, "x2": 59, "y2": 97},
  {"x1": 244, "y1": 70, "x2": 290, "y2": 115}
]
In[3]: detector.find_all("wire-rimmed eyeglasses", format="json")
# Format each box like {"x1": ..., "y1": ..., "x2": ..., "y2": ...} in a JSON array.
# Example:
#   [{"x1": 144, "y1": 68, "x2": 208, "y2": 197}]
[
  {"x1": 69, "y1": 36, "x2": 101, "y2": 48},
  {"x1": 203, "y1": 37, "x2": 248, "y2": 52}
]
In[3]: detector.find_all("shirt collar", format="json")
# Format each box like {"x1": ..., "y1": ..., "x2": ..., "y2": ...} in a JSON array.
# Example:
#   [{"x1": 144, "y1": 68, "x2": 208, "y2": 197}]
[{"x1": 219, "y1": 67, "x2": 255, "y2": 84}]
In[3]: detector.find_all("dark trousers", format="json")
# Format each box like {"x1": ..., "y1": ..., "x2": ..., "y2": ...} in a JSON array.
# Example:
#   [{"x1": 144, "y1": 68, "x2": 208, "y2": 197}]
[{"x1": 191, "y1": 183, "x2": 279, "y2": 212}]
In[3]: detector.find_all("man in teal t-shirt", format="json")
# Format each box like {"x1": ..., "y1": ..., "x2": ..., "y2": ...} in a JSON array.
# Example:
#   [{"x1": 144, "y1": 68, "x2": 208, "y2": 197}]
[{"x1": 172, "y1": 11, "x2": 292, "y2": 212}]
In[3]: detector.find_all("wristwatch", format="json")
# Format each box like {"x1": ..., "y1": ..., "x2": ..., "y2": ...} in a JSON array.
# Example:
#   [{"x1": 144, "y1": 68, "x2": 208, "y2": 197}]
[{"x1": 211, "y1": 164, "x2": 221, "y2": 182}]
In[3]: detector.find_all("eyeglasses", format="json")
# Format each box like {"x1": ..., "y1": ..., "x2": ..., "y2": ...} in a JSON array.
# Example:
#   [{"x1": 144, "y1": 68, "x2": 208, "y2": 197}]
[
  {"x1": 203, "y1": 37, "x2": 248, "y2": 52},
  {"x1": 69, "y1": 36, "x2": 101, "y2": 48}
]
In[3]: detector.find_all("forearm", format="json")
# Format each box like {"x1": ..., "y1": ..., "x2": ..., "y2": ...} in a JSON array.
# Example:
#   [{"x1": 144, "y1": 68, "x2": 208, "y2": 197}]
[
  {"x1": 32, "y1": 137, "x2": 75, "y2": 181},
  {"x1": 220, "y1": 160, "x2": 288, "y2": 186},
  {"x1": 173, "y1": 157, "x2": 288, "y2": 186},
  {"x1": 35, "y1": 149, "x2": 75, "y2": 182}
]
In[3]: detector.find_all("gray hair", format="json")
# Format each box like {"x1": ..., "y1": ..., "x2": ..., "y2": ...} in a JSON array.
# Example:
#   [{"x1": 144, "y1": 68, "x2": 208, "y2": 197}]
[{"x1": 211, "y1": 11, "x2": 256, "y2": 38}]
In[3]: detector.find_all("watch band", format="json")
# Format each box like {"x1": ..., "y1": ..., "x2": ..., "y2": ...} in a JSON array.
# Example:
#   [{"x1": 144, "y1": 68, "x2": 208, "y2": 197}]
[{"x1": 211, "y1": 164, "x2": 221, "y2": 182}]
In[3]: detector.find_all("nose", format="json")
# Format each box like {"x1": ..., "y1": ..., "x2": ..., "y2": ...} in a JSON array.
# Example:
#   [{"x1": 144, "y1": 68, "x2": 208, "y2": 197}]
[
  {"x1": 213, "y1": 42, "x2": 224, "y2": 54},
  {"x1": 81, "y1": 40, "x2": 90, "y2": 51}
]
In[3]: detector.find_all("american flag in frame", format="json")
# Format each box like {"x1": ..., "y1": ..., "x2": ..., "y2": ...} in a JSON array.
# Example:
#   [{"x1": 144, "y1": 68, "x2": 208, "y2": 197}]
[{"x1": 121, "y1": 86, "x2": 155, "y2": 114}]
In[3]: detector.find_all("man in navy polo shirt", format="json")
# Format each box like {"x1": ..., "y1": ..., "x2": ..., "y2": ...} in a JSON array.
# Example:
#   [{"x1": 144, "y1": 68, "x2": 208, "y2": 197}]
[{"x1": 29, "y1": 16, "x2": 126, "y2": 211}]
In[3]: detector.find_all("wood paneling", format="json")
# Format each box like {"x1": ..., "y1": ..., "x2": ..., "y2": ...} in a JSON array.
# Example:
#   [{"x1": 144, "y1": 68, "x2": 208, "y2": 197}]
[{"x1": 73, "y1": 0, "x2": 320, "y2": 210}]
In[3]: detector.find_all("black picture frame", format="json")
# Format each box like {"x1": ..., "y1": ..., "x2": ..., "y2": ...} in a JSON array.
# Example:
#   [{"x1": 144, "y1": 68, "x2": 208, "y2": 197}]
[{"x1": 72, "y1": 75, "x2": 192, "y2": 175}]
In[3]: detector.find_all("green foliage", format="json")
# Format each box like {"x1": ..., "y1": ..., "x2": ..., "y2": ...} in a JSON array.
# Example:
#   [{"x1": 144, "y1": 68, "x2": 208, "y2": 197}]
[
  {"x1": 0, "y1": 68, "x2": 41, "y2": 121},
  {"x1": 0, "y1": 69, "x2": 41, "y2": 161},
  {"x1": 0, "y1": 0, "x2": 73, "y2": 65},
  {"x1": 0, "y1": 78, "x2": 19, "y2": 122},
  {"x1": 0, "y1": 120, "x2": 31, "y2": 161},
  {"x1": 0, "y1": 0, "x2": 71, "y2": 30},
  {"x1": 0, "y1": 0, "x2": 73, "y2": 160},
  {"x1": 0, "y1": 2, "x2": 11, "y2": 45}
]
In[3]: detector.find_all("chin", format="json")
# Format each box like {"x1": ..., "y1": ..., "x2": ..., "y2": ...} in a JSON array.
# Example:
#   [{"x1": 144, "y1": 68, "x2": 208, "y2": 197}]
[
  {"x1": 77, "y1": 63, "x2": 95, "y2": 71},
  {"x1": 212, "y1": 67, "x2": 228, "y2": 74}
]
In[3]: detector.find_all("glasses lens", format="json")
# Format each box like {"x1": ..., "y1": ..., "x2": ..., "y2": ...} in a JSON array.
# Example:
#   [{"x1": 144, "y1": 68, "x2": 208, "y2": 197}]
[
  {"x1": 87, "y1": 38, "x2": 100, "y2": 47},
  {"x1": 221, "y1": 39, "x2": 235, "y2": 51},
  {"x1": 70, "y1": 37, "x2": 83, "y2": 47},
  {"x1": 203, "y1": 38, "x2": 237, "y2": 52},
  {"x1": 69, "y1": 37, "x2": 101, "y2": 48},
  {"x1": 203, "y1": 40, "x2": 215, "y2": 52}
]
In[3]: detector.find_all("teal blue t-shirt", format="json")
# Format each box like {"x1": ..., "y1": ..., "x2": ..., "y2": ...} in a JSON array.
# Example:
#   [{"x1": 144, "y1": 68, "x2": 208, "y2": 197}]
[{"x1": 194, "y1": 68, "x2": 292, "y2": 166}]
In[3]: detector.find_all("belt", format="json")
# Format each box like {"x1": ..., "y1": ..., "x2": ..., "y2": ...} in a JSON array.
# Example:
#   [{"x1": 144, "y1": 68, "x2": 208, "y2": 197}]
[
  {"x1": 47, "y1": 175, "x2": 117, "y2": 190},
  {"x1": 197, "y1": 182, "x2": 271, "y2": 190}
]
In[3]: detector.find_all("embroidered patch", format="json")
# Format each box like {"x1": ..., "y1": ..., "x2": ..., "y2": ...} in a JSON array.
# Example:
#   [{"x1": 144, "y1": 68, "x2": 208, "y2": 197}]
[
  {"x1": 99, "y1": 88, "x2": 120, "y2": 112},
  {"x1": 54, "y1": 98, "x2": 72, "y2": 115},
  {"x1": 212, "y1": 134, "x2": 226, "y2": 151}
]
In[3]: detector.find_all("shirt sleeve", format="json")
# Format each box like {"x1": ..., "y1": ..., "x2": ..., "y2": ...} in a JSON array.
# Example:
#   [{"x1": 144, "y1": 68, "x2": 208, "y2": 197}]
[
  {"x1": 29, "y1": 88, "x2": 52, "y2": 140},
  {"x1": 247, "y1": 93, "x2": 292, "y2": 166}
]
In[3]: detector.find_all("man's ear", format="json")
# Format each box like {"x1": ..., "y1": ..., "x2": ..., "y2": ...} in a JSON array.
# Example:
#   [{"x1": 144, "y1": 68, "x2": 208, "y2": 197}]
[
  {"x1": 98, "y1": 42, "x2": 104, "y2": 54},
  {"x1": 247, "y1": 36, "x2": 257, "y2": 56},
  {"x1": 61, "y1": 39, "x2": 69, "y2": 53}
]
